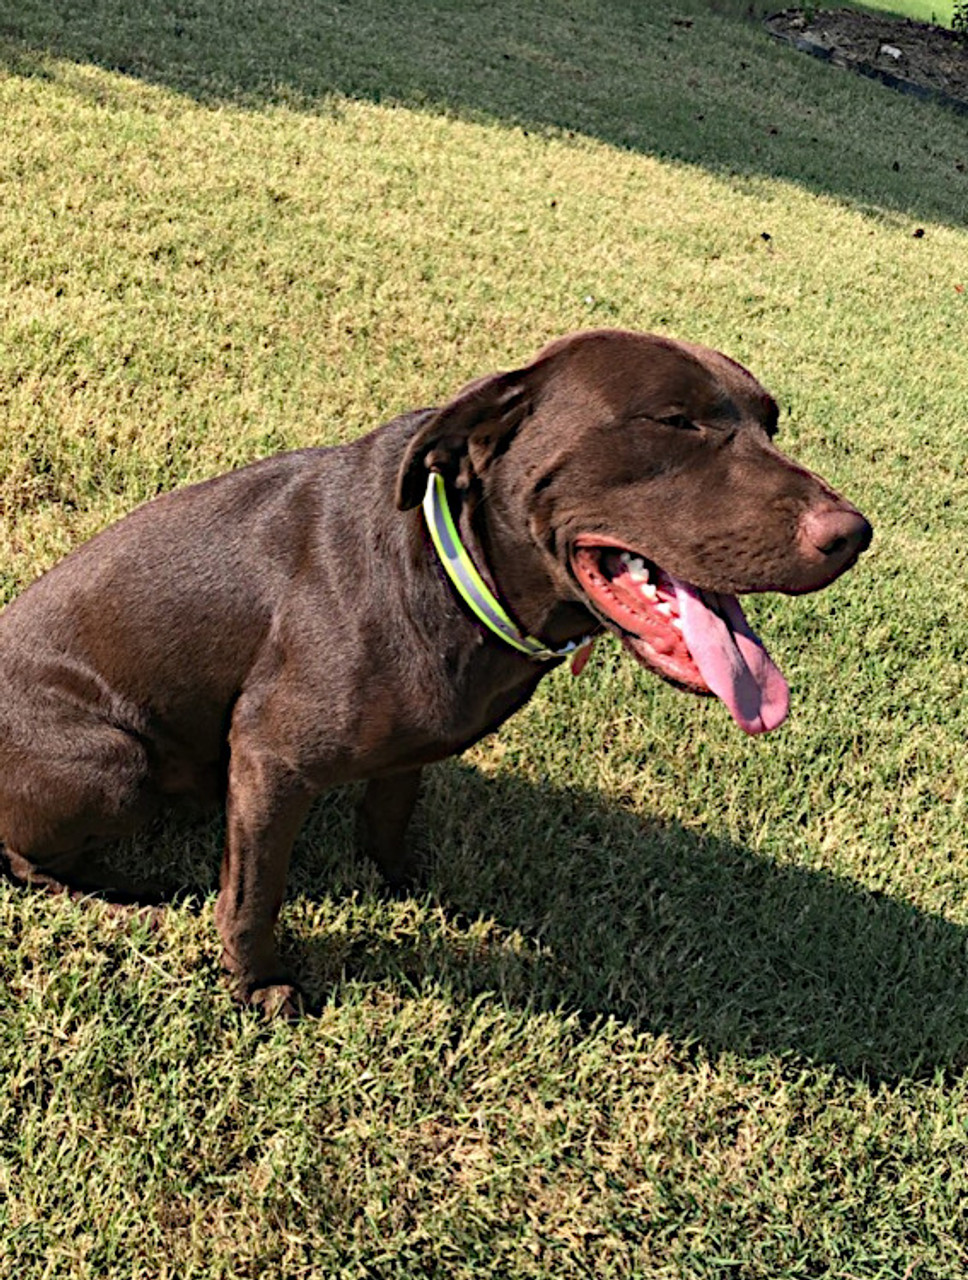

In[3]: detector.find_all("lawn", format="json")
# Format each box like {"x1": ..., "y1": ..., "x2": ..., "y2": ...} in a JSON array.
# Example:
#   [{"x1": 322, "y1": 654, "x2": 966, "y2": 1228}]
[
  {"x1": 0, "y1": 0, "x2": 967, "y2": 1276},
  {"x1": 865, "y1": 0, "x2": 955, "y2": 21},
  {"x1": 862, "y1": 0, "x2": 955, "y2": 21}
]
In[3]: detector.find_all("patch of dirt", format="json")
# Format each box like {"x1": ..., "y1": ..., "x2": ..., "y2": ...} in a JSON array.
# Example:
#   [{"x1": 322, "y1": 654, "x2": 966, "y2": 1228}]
[{"x1": 765, "y1": 7, "x2": 968, "y2": 113}]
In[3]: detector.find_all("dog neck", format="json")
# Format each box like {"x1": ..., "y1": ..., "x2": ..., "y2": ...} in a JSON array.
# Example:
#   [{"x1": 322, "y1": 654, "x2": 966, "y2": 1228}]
[{"x1": 422, "y1": 472, "x2": 593, "y2": 661}]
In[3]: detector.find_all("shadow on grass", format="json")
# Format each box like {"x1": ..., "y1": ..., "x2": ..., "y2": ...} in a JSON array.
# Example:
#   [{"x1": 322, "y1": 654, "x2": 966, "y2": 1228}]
[
  {"x1": 1, "y1": 0, "x2": 966, "y2": 226},
  {"x1": 277, "y1": 759, "x2": 967, "y2": 1087},
  {"x1": 31, "y1": 750, "x2": 968, "y2": 1084}
]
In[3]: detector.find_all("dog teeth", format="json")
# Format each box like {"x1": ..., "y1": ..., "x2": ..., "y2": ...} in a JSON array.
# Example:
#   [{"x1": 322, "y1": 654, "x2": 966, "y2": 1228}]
[
  {"x1": 639, "y1": 582, "x2": 658, "y2": 601},
  {"x1": 655, "y1": 602, "x2": 675, "y2": 619},
  {"x1": 619, "y1": 551, "x2": 650, "y2": 583}
]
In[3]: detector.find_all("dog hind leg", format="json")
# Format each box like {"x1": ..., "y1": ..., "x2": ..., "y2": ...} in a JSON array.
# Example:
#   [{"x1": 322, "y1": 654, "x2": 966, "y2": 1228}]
[{"x1": 0, "y1": 727, "x2": 159, "y2": 900}]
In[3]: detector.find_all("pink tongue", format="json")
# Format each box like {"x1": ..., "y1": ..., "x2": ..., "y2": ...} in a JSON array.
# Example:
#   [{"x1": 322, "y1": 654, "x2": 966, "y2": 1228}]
[{"x1": 671, "y1": 577, "x2": 790, "y2": 735}]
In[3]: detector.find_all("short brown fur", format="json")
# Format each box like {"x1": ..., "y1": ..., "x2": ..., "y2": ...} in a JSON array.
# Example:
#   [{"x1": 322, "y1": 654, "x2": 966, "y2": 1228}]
[{"x1": 0, "y1": 331, "x2": 871, "y2": 1013}]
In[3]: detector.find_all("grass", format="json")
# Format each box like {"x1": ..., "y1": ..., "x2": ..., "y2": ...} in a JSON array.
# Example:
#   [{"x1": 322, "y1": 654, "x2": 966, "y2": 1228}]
[
  {"x1": 861, "y1": 0, "x2": 955, "y2": 22},
  {"x1": 0, "y1": 0, "x2": 967, "y2": 1275}
]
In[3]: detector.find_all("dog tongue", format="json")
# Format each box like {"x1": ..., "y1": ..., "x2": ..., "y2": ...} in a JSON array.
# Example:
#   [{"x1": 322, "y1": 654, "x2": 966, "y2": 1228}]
[{"x1": 671, "y1": 577, "x2": 790, "y2": 735}]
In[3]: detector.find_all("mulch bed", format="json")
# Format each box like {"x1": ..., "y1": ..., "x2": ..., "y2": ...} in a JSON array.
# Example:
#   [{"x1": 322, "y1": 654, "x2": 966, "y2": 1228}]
[{"x1": 765, "y1": 7, "x2": 968, "y2": 114}]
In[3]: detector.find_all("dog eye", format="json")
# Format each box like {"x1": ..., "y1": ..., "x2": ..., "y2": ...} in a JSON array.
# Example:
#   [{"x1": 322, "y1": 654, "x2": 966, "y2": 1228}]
[{"x1": 658, "y1": 413, "x2": 700, "y2": 432}]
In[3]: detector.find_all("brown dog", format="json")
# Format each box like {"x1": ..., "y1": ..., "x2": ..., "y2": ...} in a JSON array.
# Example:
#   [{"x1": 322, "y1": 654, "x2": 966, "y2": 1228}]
[{"x1": 0, "y1": 330, "x2": 871, "y2": 1011}]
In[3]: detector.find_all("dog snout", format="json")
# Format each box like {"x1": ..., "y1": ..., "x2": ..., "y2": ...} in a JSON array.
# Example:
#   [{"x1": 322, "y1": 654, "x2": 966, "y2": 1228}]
[{"x1": 797, "y1": 503, "x2": 872, "y2": 584}]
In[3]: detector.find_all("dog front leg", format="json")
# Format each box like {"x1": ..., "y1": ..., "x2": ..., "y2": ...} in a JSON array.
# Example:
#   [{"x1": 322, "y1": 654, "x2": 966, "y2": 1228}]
[
  {"x1": 358, "y1": 768, "x2": 423, "y2": 892},
  {"x1": 215, "y1": 736, "x2": 313, "y2": 1017}
]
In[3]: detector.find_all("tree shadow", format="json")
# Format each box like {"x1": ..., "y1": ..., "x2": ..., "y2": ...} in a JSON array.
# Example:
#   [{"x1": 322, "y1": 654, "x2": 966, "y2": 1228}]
[{"x1": 1, "y1": 0, "x2": 966, "y2": 226}]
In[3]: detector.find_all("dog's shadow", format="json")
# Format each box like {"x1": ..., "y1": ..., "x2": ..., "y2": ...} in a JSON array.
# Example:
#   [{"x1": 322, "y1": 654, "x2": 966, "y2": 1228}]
[{"x1": 114, "y1": 759, "x2": 968, "y2": 1084}]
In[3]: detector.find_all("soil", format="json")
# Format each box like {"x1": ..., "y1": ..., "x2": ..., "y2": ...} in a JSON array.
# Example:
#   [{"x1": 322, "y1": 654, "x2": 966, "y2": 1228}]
[{"x1": 765, "y1": 7, "x2": 968, "y2": 113}]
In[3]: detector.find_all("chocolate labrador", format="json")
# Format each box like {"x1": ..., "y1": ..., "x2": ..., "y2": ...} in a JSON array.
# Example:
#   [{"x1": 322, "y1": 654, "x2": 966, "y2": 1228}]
[{"x1": 0, "y1": 329, "x2": 871, "y2": 1012}]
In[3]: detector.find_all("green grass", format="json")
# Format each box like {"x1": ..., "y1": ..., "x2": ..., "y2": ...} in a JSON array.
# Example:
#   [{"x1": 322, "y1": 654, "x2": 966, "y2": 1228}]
[
  {"x1": 0, "y1": 1, "x2": 967, "y2": 1275},
  {"x1": 863, "y1": 0, "x2": 955, "y2": 21},
  {"x1": 860, "y1": 0, "x2": 952, "y2": 21}
]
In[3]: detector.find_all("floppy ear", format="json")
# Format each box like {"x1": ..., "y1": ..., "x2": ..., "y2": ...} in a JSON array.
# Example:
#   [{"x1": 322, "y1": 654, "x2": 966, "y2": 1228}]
[{"x1": 395, "y1": 366, "x2": 538, "y2": 511}]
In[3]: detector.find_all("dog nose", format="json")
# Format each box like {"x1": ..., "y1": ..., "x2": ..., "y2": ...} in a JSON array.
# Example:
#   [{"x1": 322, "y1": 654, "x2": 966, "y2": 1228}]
[{"x1": 799, "y1": 504, "x2": 873, "y2": 570}]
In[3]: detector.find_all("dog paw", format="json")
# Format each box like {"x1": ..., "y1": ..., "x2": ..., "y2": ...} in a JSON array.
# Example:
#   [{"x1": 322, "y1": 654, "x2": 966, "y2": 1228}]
[{"x1": 246, "y1": 980, "x2": 305, "y2": 1020}]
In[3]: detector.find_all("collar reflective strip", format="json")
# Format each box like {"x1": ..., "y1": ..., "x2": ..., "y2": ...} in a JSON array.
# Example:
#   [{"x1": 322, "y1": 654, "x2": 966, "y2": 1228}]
[{"x1": 422, "y1": 471, "x2": 583, "y2": 660}]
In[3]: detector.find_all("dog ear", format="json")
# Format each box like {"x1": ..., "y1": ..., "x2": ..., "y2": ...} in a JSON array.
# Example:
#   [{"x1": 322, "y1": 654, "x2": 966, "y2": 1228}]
[{"x1": 395, "y1": 367, "x2": 537, "y2": 511}]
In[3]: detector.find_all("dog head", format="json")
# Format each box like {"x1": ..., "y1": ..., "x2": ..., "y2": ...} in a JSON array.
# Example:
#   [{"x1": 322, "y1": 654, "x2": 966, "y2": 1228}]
[{"x1": 397, "y1": 329, "x2": 872, "y2": 734}]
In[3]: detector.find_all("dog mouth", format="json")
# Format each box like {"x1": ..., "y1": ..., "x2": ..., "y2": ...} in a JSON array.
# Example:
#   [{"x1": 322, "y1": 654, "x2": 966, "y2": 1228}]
[{"x1": 570, "y1": 540, "x2": 790, "y2": 735}]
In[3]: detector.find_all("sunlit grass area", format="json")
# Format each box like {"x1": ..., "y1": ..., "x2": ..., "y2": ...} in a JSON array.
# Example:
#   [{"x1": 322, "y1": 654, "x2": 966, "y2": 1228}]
[
  {"x1": 863, "y1": 0, "x2": 954, "y2": 21},
  {"x1": 1, "y1": 1, "x2": 967, "y2": 1275}
]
